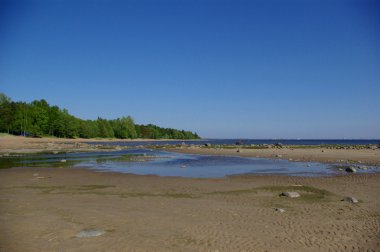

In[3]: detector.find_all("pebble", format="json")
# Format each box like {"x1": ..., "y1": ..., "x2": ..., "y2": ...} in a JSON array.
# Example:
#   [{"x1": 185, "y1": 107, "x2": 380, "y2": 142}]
[
  {"x1": 342, "y1": 196, "x2": 359, "y2": 204},
  {"x1": 274, "y1": 208, "x2": 285, "y2": 213},
  {"x1": 280, "y1": 192, "x2": 300, "y2": 198}
]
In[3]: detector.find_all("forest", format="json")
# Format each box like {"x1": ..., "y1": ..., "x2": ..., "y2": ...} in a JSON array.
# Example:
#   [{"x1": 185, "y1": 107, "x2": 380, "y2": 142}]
[{"x1": 0, "y1": 93, "x2": 200, "y2": 140}]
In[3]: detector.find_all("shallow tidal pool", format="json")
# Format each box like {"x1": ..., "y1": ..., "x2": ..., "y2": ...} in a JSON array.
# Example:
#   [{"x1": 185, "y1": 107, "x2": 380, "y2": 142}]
[{"x1": 0, "y1": 149, "x2": 379, "y2": 178}]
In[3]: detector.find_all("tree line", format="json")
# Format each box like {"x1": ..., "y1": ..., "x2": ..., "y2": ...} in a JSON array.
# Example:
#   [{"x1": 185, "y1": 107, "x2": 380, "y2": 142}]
[{"x1": 0, "y1": 93, "x2": 200, "y2": 139}]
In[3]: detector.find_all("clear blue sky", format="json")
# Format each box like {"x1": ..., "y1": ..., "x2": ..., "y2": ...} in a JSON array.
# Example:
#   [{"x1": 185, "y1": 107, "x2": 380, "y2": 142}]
[{"x1": 1, "y1": 0, "x2": 379, "y2": 139}]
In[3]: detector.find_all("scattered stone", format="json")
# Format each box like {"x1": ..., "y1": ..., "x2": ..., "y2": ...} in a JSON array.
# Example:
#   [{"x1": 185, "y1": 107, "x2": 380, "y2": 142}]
[
  {"x1": 237, "y1": 149, "x2": 241, "y2": 153},
  {"x1": 321, "y1": 150, "x2": 325, "y2": 152},
  {"x1": 342, "y1": 197, "x2": 359, "y2": 204},
  {"x1": 33, "y1": 173, "x2": 39, "y2": 177},
  {"x1": 204, "y1": 143, "x2": 211, "y2": 147},
  {"x1": 76, "y1": 229, "x2": 106, "y2": 238},
  {"x1": 274, "y1": 208, "x2": 285, "y2": 213},
  {"x1": 276, "y1": 154, "x2": 282, "y2": 158},
  {"x1": 280, "y1": 192, "x2": 300, "y2": 198},
  {"x1": 345, "y1": 166, "x2": 356, "y2": 173},
  {"x1": 60, "y1": 159, "x2": 67, "y2": 163},
  {"x1": 288, "y1": 158, "x2": 293, "y2": 161}
]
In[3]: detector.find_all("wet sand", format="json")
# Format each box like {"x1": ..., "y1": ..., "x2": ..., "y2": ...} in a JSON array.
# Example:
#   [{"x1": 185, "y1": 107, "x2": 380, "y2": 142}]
[{"x1": 0, "y1": 167, "x2": 379, "y2": 251}]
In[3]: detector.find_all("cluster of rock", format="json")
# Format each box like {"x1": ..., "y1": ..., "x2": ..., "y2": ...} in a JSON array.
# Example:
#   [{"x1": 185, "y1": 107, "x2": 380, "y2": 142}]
[
  {"x1": 323, "y1": 144, "x2": 379, "y2": 150},
  {"x1": 274, "y1": 191, "x2": 359, "y2": 213}
]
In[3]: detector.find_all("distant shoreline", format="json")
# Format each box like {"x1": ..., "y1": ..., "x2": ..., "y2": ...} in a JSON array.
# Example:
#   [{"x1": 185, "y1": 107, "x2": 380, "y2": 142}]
[
  {"x1": 0, "y1": 135, "x2": 198, "y2": 154},
  {"x1": 166, "y1": 146, "x2": 380, "y2": 166}
]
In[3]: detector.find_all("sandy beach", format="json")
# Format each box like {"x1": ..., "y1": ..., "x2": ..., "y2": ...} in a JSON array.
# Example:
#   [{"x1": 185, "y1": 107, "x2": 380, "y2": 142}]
[
  {"x1": 0, "y1": 136, "x2": 380, "y2": 251},
  {"x1": 1, "y1": 167, "x2": 379, "y2": 252}
]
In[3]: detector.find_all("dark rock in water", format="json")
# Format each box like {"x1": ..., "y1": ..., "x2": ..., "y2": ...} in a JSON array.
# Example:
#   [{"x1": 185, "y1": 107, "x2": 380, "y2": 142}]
[
  {"x1": 342, "y1": 196, "x2": 359, "y2": 204},
  {"x1": 204, "y1": 143, "x2": 211, "y2": 147},
  {"x1": 76, "y1": 229, "x2": 106, "y2": 238},
  {"x1": 280, "y1": 192, "x2": 300, "y2": 198},
  {"x1": 345, "y1": 166, "x2": 357, "y2": 173}
]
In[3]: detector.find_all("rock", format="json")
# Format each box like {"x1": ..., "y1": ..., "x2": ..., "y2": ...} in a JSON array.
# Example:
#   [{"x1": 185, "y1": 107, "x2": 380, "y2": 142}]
[
  {"x1": 342, "y1": 197, "x2": 359, "y2": 204},
  {"x1": 33, "y1": 173, "x2": 39, "y2": 177},
  {"x1": 280, "y1": 192, "x2": 300, "y2": 198},
  {"x1": 321, "y1": 150, "x2": 325, "y2": 152},
  {"x1": 237, "y1": 149, "x2": 241, "y2": 153},
  {"x1": 204, "y1": 143, "x2": 211, "y2": 147},
  {"x1": 180, "y1": 165, "x2": 187, "y2": 168},
  {"x1": 274, "y1": 208, "x2": 285, "y2": 213},
  {"x1": 276, "y1": 154, "x2": 282, "y2": 158},
  {"x1": 52, "y1": 151, "x2": 59, "y2": 154},
  {"x1": 345, "y1": 166, "x2": 356, "y2": 173},
  {"x1": 60, "y1": 159, "x2": 67, "y2": 163},
  {"x1": 76, "y1": 229, "x2": 106, "y2": 238},
  {"x1": 274, "y1": 142, "x2": 283, "y2": 148}
]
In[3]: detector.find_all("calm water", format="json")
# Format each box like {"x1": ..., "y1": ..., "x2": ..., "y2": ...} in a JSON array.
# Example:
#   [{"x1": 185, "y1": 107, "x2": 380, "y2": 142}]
[
  {"x1": 1, "y1": 149, "x2": 379, "y2": 178},
  {"x1": 87, "y1": 139, "x2": 380, "y2": 148}
]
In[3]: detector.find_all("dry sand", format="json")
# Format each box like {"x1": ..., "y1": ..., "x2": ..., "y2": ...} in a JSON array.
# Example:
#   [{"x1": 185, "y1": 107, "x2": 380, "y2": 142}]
[{"x1": 0, "y1": 167, "x2": 379, "y2": 251}]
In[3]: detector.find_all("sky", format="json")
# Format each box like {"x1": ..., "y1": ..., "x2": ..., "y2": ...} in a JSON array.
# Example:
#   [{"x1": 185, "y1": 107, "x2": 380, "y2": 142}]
[{"x1": 1, "y1": 0, "x2": 379, "y2": 139}]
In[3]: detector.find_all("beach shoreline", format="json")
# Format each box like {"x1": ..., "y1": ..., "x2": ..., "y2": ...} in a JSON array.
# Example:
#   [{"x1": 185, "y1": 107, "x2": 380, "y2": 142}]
[{"x1": 1, "y1": 136, "x2": 380, "y2": 251}]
